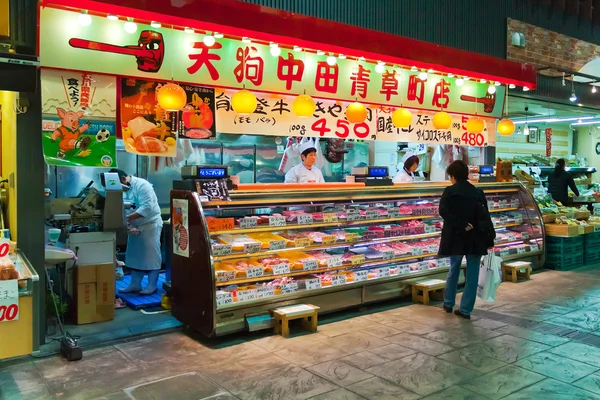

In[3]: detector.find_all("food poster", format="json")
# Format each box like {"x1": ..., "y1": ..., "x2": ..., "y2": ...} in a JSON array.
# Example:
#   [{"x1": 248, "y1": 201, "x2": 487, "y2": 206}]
[
  {"x1": 179, "y1": 85, "x2": 216, "y2": 139},
  {"x1": 172, "y1": 199, "x2": 189, "y2": 258},
  {"x1": 120, "y1": 78, "x2": 177, "y2": 157},
  {"x1": 41, "y1": 69, "x2": 118, "y2": 167}
]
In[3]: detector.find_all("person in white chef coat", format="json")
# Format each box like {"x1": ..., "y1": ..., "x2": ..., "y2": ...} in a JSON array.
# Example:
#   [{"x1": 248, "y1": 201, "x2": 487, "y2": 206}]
[
  {"x1": 110, "y1": 169, "x2": 163, "y2": 295},
  {"x1": 284, "y1": 141, "x2": 325, "y2": 183},
  {"x1": 393, "y1": 154, "x2": 420, "y2": 183}
]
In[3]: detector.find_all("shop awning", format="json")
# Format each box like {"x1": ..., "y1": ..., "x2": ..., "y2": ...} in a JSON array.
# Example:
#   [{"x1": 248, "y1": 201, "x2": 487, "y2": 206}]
[{"x1": 40, "y1": 0, "x2": 537, "y2": 89}]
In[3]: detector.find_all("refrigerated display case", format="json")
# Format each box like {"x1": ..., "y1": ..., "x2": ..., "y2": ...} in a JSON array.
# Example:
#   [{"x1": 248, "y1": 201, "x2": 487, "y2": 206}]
[{"x1": 170, "y1": 182, "x2": 545, "y2": 337}]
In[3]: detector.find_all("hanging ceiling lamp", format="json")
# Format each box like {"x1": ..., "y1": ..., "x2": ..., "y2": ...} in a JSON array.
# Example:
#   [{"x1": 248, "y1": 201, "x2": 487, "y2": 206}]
[
  {"x1": 392, "y1": 108, "x2": 412, "y2": 128},
  {"x1": 292, "y1": 94, "x2": 316, "y2": 117},
  {"x1": 156, "y1": 82, "x2": 187, "y2": 111},
  {"x1": 231, "y1": 89, "x2": 257, "y2": 115},
  {"x1": 432, "y1": 111, "x2": 452, "y2": 129},
  {"x1": 466, "y1": 116, "x2": 485, "y2": 133},
  {"x1": 497, "y1": 86, "x2": 515, "y2": 136},
  {"x1": 346, "y1": 102, "x2": 368, "y2": 123}
]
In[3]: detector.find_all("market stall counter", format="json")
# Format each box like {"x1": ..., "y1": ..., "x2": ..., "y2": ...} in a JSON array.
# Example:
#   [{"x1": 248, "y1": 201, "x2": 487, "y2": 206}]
[{"x1": 170, "y1": 182, "x2": 544, "y2": 337}]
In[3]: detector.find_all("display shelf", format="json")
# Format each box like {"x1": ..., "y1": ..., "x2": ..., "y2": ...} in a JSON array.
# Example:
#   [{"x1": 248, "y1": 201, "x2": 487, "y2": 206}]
[{"x1": 171, "y1": 182, "x2": 545, "y2": 337}]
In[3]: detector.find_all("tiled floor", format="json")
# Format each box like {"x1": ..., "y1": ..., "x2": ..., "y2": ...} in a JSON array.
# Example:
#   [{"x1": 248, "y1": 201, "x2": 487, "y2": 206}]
[{"x1": 8, "y1": 265, "x2": 600, "y2": 399}]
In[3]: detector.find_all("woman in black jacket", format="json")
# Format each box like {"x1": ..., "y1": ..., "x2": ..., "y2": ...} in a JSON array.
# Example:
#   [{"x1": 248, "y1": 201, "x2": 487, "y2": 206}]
[
  {"x1": 438, "y1": 161, "x2": 494, "y2": 319},
  {"x1": 547, "y1": 159, "x2": 579, "y2": 205}
]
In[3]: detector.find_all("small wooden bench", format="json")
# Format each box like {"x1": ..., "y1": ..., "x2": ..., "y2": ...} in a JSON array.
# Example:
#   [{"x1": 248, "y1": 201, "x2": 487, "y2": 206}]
[
  {"x1": 273, "y1": 304, "x2": 320, "y2": 337},
  {"x1": 412, "y1": 279, "x2": 446, "y2": 305},
  {"x1": 502, "y1": 261, "x2": 532, "y2": 283}
]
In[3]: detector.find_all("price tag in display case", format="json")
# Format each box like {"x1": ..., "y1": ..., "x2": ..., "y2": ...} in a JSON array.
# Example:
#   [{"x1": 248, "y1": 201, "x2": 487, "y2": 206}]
[
  {"x1": 517, "y1": 246, "x2": 526, "y2": 255},
  {"x1": 351, "y1": 254, "x2": 366, "y2": 265},
  {"x1": 347, "y1": 210, "x2": 361, "y2": 222},
  {"x1": 515, "y1": 215, "x2": 523, "y2": 224},
  {"x1": 382, "y1": 251, "x2": 395, "y2": 260},
  {"x1": 212, "y1": 244, "x2": 232, "y2": 256},
  {"x1": 297, "y1": 214, "x2": 314, "y2": 225},
  {"x1": 294, "y1": 238, "x2": 311, "y2": 248},
  {"x1": 487, "y1": 200, "x2": 495, "y2": 209},
  {"x1": 216, "y1": 292, "x2": 234, "y2": 306},
  {"x1": 245, "y1": 266, "x2": 264, "y2": 279},
  {"x1": 269, "y1": 240, "x2": 287, "y2": 251},
  {"x1": 411, "y1": 247, "x2": 423, "y2": 256},
  {"x1": 521, "y1": 232, "x2": 530, "y2": 240},
  {"x1": 365, "y1": 209, "x2": 378, "y2": 220},
  {"x1": 281, "y1": 283, "x2": 298, "y2": 294},
  {"x1": 389, "y1": 207, "x2": 400, "y2": 218},
  {"x1": 237, "y1": 289, "x2": 258, "y2": 302},
  {"x1": 244, "y1": 242, "x2": 261, "y2": 254},
  {"x1": 425, "y1": 225, "x2": 436, "y2": 234},
  {"x1": 418, "y1": 261, "x2": 429, "y2": 271},
  {"x1": 377, "y1": 267, "x2": 391, "y2": 278},
  {"x1": 331, "y1": 275, "x2": 347, "y2": 286},
  {"x1": 500, "y1": 216, "x2": 509, "y2": 224},
  {"x1": 216, "y1": 270, "x2": 237, "y2": 283},
  {"x1": 507, "y1": 234, "x2": 517, "y2": 242},
  {"x1": 305, "y1": 278, "x2": 322, "y2": 290},
  {"x1": 499, "y1": 199, "x2": 508, "y2": 208},
  {"x1": 240, "y1": 217, "x2": 258, "y2": 229},
  {"x1": 511, "y1": 199, "x2": 520, "y2": 208},
  {"x1": 257, "y1": 286, "x2": 275, "y2": 299},
  {"x1": 500, "y1": 249, "x2": 510, "y2": 257},
  {"x1": 269, "y1": 216, "x2": 287, "y2": 228},
  {"x1": 303, "y1": 259, "x2": 319, "y2": 271},
  {"x1": 321, "y1": 235, "x2": 337, "y2": 245},
  {"x1": 323, "y1": 213, "x2": 339, "y2": 223},
  {"x1": 427, "y1": 245, "x2": 438, "y2": 254},
  {"x1": 326, "y1": 256, "x2": 343, "y2": 269},
  {"x1": 345, "y1": 233, "x2": 360, "y2": 243},
  {"x1": 273, "y1": 263, "x2": 291, "y2": 275},
  {"x1": 354, "y1": 270, "x2": 368, "y2": 282},
  {"x1": 437, "y1": 258, "x2": 451, "y2": 268},
  {"x1": 530, "y1": 243, "x2": 540, "y2": 252}
]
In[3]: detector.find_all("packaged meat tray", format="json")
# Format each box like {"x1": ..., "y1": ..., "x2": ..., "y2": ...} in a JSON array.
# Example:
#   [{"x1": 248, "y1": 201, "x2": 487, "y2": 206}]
[
  {"x1": 246, "y1": 232, "x2": 290, "y2": 249},
  {"x1": 285, "y1": 251, "x2": 321, "y2": 270},
  {"x1": 284, "y1": 231, "x2": 315, "y2": 245},
  {"x1": 348, "y1": 247, "x2": 384, "y2": 260},
  {"x1": 217, "y1": 234, "x2": 261, "y2": 251}
]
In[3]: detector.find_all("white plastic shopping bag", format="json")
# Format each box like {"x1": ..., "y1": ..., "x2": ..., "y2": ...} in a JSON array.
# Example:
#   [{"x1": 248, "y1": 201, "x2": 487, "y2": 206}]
[{"x1": 477, "y1": 251, "x2": 503, "y2": 302}]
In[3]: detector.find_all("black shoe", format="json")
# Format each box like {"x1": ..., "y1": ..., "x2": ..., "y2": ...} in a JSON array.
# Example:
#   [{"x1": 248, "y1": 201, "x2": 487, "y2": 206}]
[
  {"x1": 454, "y1": 310, "x2": 471, "y2": 320},
  {"x1": 443, "y1": 305, "x2": 453, "y2": 313}
]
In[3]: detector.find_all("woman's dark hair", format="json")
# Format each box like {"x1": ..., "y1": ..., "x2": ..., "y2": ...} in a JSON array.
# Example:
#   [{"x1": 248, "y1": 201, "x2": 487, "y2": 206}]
[
  {"x1": 404, "y1": 155, "x2": 419, "y2": 171},
  {"x1": 554, "y1": 158, "x2": 566, "y2": 177},
  {"x1": 301, "y1": 148, "x2": 317, "y2": 158},
  {"x1": 446, "y1": 160, "x2": 469, "y2": 182}
]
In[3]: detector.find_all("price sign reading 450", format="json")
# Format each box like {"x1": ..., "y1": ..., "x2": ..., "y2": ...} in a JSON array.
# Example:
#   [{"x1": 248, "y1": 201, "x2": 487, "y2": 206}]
[{"x1": 311, "y1": 118, "x2": 372, "y2": 139}]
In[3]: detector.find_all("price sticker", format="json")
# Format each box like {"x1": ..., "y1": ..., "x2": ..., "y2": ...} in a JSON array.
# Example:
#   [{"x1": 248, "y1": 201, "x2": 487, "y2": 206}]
[
  {"x1": 411, "y1": 247, "x2": 423, "y2": 256},
  {"x1": 351, "y1": 254, "x2": 366, "y2": 265},
  {"x1": 515, "y1": 215, "x2": 523, "y2": 224},
  {"x1": 326, "y1": 256, "x2": 343, "y2": 269},
  {"x1": 594, "y1": 225, "x2": 600, "y2": 233},
  {"x1": 281, "y1": 283, "x2": 298, "y2": 294},
  {"x1": 530, "y1": 243, "x2": 539, "y2": 252},
  {"x1": 245, "y1": 266, "x2": 264, "y2": 279},
  {"x1": 294, "y1": 238, "x2": 311, "y2": 248},
  {"x1": 347, "y1": 210, "x2": 361, "y2": 222},
  {"x1": 216, "y1": 270, "x2": 237, "y2": 283},
  {"x1": 391, "y1": 227, "x2": 405, "y2": 237},
  {"x1": 302, "y1": 259, "x2": 319, "y2": 271},
  {"x1": 244, "y1": 242, "x2": 261, "y2": 254},
  {"x1": 257, "y1": 286, "x2": 275, "y2": 299},
  {"x1": 323, "y1": 213, "x2": 339, "y2": 223},
  {"x1": 269, "y1": 216, "x2": 287, "y2": 227},
  {"x1": 419, "y1": 261, "x2": 429, "y2": 271},
  {"x1": 297, "y1": 214, "x2": 314, "y2": 225},
  {"x1": 427, "y1": 245, "x2": 438, "y2": 254},
  {"x1": 354, "y1": 270, "x2": 368, "y2": 282},
  {"x1": 321, "y1": 235, "x2": 337, "y2": 245},
  {"x1": 389, "y1": 207, "x2": 400, "y2": 218},
  {"x1": 511, "y1": 199, "x2": 520, "y2": 208},
  {"x1": 209, "y1": 218, "x2": 234, "y2": 232},
  {"x1": 437, "y1": 258, "x2": 451, "y2": 268},
  {"x1": 487, "y1": 200, "x2": 495, "y2": 209},
  {"x1": 212, "y1": 244, "x2": 232, "y2": 256},
  {"x1": 425, "y1": 225, "x2": 436, "y2": 234},
  {"x1": 378, "y1": 210, "x2": 389, "y2": 218},
  {"x1": 331, "y1": 275, "x2": 347, "y2": 286},
  {"x1": 240, "y1": 217, "x2": 258, "y2": 229},
  {"x1": 382, "y1": 251, "x2": 395, "y2": 260},
  {"x1": 500, "y1": 249, "x2": 510, "y2": 257},
  {"x1": 305, "y1": 278, "x2": 322, "y2": 290},
  {"x1": 500, "y1": 216, "x2": 509, "y2": 224},
  {"x1": 377, "y1": 267, "x2": 391, "y2": 278},
  {"x1": 273, "y1": 263, "x2": 291, "y2": 275},
  {"x1": 517, "y1": 247, "x2": 526, "y2": 254},
  {"x1": 499, "y1": 200, "x2": 508, "y2": 208},
  {"x1": 269, "y1": 240, "x2": 287, "y2": 251},
  {"x1": 237, "y1": 289, "x2": 258, "y2": 302},
  {"x1": 345, "y1": 233, "x2": 360, "y2": 243},
  {"x1": 507, "y1": 234, "x2": 517, "y2": 242},
  {"x1": 366, "y1": 209, "x2": 379, "y2": 220},
  {"x1": 216, "y1": 292, "x2": 234, "y2": 307},
  {"x1": 521, "y1": 232, "x2": 530, "y2": 240}
]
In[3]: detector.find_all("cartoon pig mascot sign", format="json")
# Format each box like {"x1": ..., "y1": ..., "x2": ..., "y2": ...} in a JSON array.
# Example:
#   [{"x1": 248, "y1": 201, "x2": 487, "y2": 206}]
[{"x1": 51, "y1": 108, "x2": 91, "y2": 159}]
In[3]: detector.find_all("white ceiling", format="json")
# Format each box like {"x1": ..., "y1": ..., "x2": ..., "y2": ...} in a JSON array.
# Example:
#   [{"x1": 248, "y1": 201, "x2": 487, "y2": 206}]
[{"x1": 507, "y1": 96, "x2": 599, "y2": 120}]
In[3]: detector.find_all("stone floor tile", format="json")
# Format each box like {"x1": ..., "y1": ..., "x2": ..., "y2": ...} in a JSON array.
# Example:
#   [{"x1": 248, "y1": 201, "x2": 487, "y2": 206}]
[
  {"x1": 573, "y1": 372, "x2": 600, "y2": 395},
  {"x1": 438, "y1": 347, "x2": 507, "y2": 373},
  {"x1": 338, "y1": 351, "x2": 388, "y2": 370},
  {"x1": 360, "y1": 324, "x2": 402, "y2": 339},
  {"x1": 469, "y1": 317, "x2": 508, "y2": 330},
  {"x1": 461, "y1": 365, "x2": 545, "y2": 400},
  {"x1": 420, "y1": 385, "x2": 489, "y2": 400},
  {"x1": 308, "y1": 388, "x2": 368, "y2": 400},
  {"x1": 126, "y1": 372, "x2": 225, "y2": 400},
  {"x1": 385, "y1": 332, "x2": 454, "y2": 356},
  {"x1": 550, "y1": 341, "x2": 600, "y2": 368},
  {"x1": 423, "y1": 325, "x2": 502, "y2": 348},
  {"x1": 345, "y1": 376, "x2": 421, "y2": 400},
  {"x1": 274, "y1": 340, "x2": 349, "y2": 368},
  {"x1": 494, "y1": 324, "x2": 570, "y2": 346},
  {"x1": 307, "y1": 360, "x2": 373, "y2": 387},
  {"x1": 514, "y1": 352, "x2": 599, "y2": 383},
  {"x1": 549, "y1": 309, "x2": 600, "y2": 332},
  {"x1": 367, "y1": 344, "x2": 416, "y2": 361},
  {"x1": 201, "y1": 354, "x2": 291, "y2": 390},
  {"x1": 384, "y1": 320, "x2": 437, "y2": 335},
  {"x1": 366, "y1": 352, "x2": 480, "y2": 396},
  {"x1": 462, "y1": 334, "x2": 550, "y2": 363},
  {"x1": 326, "y1": 331, "x2": 388, "y2": 354},
  {"x1": 502, "y1": 378, "x2": 600, "y2": 400}
]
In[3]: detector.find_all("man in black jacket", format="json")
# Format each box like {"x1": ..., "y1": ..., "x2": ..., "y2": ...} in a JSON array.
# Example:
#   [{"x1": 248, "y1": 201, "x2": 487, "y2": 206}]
[{"x1": 547, "y1": 158, "x2": 579, "y2": 205}]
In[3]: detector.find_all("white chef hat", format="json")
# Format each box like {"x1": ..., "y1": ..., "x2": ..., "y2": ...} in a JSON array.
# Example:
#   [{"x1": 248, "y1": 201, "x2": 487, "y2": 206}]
[
  {"x1": 401, "y1": 151, "x2": 416, "y2": 163},
  {"x1": 299, "y1": 140, "x2": 317, "y2": 155}
]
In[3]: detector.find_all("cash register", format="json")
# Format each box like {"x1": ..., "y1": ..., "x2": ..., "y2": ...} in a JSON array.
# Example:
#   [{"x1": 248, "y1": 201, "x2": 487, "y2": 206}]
[{"x1": 350, "y1": 166, "x2": 393, "y2": 186}]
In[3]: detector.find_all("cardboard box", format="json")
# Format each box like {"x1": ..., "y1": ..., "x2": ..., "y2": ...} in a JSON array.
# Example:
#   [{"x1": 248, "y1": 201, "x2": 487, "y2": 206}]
[
  {"x1": 545, "y1": 224, "x2": 581, "y2": 237},
  {"x1": 74, "y1": 263, "x2": 115, "y2": 325}
]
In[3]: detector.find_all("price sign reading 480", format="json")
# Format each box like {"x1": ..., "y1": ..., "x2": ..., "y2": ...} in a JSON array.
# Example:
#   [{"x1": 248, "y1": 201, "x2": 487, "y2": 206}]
[
  {"x1": 460, "y1": 116, "x2": 487, "y2": 147},
  {"x1": 0, "y1": 241, "x2": 19, "y2": 322}
]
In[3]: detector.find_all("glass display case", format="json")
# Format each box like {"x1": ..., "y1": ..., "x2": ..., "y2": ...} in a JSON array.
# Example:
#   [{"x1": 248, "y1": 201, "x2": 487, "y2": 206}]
[{"x1": 170, "y1": 182, "x2": 544, "y2": 337}]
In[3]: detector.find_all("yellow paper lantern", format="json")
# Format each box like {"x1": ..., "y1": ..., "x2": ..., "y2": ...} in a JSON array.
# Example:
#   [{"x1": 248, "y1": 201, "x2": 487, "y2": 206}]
[
  {"x1": 346, "y1": 102, "x2": 367, "y2": 123},
  {"x1": 497, "y1": 118, "x2": 515, "y2": 136},
  {"x1": 292, "y1": 94, "x2": 316, "y2": 117},
  {"x1": 466, "y1": 116, "x2": 485, "y2": 133},
  {"x1": 432, "y1": 111, "x2": 452, "y2": 129},
  {"x1": 392, "y1": 108, "x2": 412, "y2": 128},
  {"x1": 156, "y1": 83, "x2": 187, "y2": 111},
  {"x1": 231, "y1": 89, "x2": 257, "y2": 115}
]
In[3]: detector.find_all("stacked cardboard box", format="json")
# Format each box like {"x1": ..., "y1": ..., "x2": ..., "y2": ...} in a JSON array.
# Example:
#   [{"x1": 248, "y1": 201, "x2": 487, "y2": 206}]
[{"x1": 74, "y1": 263, "x2": 115, "y2": 324}]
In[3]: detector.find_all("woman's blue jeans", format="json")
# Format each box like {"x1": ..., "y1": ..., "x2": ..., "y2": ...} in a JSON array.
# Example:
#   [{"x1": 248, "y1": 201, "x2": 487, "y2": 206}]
[{"x1": 444, "y1": 255, "x2": 482, "y2": 316}]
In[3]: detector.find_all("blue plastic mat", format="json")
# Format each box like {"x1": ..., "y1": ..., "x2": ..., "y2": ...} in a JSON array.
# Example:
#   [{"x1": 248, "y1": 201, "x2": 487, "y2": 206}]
[{"x1": 116, "y1": 272, "x2": 166, "y2": 309}]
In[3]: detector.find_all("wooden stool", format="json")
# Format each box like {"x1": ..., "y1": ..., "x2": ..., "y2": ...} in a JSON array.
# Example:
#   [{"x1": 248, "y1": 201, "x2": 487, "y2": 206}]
[
  {"x1": 502, "y1": 261, "x2": 531, "y2": 283},
  {"x1": 412, "y1": 279, "x2": 446, "y2": 305},
  {"x1": 273, "y1": 304, "x2": 320, "y2": 338}
]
